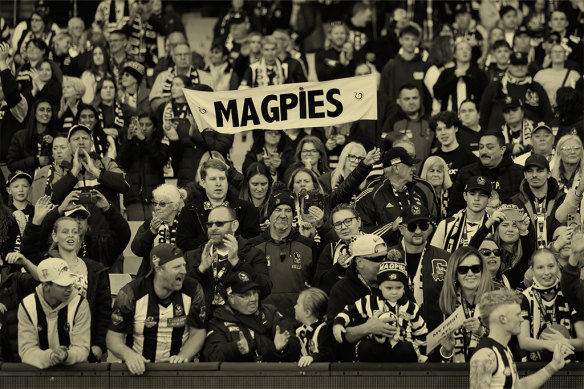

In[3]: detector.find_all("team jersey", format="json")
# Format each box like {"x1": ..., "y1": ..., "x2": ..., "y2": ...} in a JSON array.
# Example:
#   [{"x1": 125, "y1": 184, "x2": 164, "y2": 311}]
[
  {"x1": 474, "y1": 337, "x2": 519, "y2": 389},
  {"x1": 109, "y1": 275, "x2": 206, "y2": 362}
]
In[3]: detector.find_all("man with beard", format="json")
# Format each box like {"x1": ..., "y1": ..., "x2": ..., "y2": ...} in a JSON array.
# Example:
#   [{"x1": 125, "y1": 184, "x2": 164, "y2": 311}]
[
  {"x1": 356, "y1": 147, "x2": 438, "y2": 244},
  {"x1": 176, "y1": 159, "x2": 259, "y2": 252},
  {"x1": 470, "y1": 289, "x2": 569, "y2": 388},
  {"x1": 202, "y1": 270, "x2": 300, "y2": 362},
  {"x1": 106, "y1": 244, "x2": 207, "y2": 375},
  {"x1": 449, "y1": 130, "x2": 524, "y2": 215},
  {"x1": 388, "y1": 204, "x2": 450, "y2": 331},
  {"x1": 245, "y1": 190, "x2": 313, "y2": 319},
  {"x1": 512, "y1": 154, "x2": 565, "y2": 248},
  {"x1": 185, "y1": 205, "x2": 271, "y2": 310}
]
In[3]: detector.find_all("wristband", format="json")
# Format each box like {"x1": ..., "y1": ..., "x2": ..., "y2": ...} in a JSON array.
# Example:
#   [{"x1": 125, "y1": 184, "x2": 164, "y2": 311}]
[{"x1": 440, "y1": 346, "x2": 454, "y2": 359}]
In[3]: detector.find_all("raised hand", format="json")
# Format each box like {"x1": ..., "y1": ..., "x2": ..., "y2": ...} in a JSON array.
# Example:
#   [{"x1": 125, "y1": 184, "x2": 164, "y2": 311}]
[
  {"x1": 274, "y1": 325, "x2": 290, "y2": 351},
  {"x1": 198, "y1": 240, "x2": 215, "y2": 272},
  {"x1": 236, "y1": 331, "x2": 249, "y2": 355},
  {"x1": 363, "y1": 147, "x2": 381, "y2": 166},
  {"x1": 33, "y1": 195, "x2": 55, "y2": 224},
  {"x1": 223, "y1": 234, "x2": 239, "y2": 266}
]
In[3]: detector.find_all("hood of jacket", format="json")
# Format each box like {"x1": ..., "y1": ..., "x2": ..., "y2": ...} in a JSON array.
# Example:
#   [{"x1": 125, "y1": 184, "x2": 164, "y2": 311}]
[
  {"x1": 34, "y1": 284, "x2": 77, "y2": 315},
  {"x1": 518, "y1": 176, "x2": 561, "y2": 201}
]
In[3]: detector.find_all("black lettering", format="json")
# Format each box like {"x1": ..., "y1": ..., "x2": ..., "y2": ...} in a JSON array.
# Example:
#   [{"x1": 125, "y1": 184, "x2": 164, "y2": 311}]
[
  {"x1": 299, "y1": 89, "x2": 307, "y2": 119},
  {"x1": 241, "y1": 97, "x2": 260, "y2": 126},
  {"x1": 214, "y1": 100, "x2": 239, "y2": 127},
  {"x1": 326, "y1": 89, "x2": 343, "y2": 117},
  {"x1": 261, "y1": 94, "x2": 279, "y2": 123},
  {"x1": 307, "y1": 90, "x2": 325, "y2": 118},
  {"x1": 279, "y1": 93, "x2": 298, "y2": 121}
]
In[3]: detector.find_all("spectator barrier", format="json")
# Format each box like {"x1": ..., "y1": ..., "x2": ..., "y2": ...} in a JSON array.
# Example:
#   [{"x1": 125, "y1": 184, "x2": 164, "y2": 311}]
[{"x1": 0, "y1": 362, "x2": 582, "y2": 388}]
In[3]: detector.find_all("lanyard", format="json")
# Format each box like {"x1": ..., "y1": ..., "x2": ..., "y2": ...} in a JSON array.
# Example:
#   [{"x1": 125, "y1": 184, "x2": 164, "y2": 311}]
[
  {"x1": 459, "y1": 292, "x2": 478, "y2": 358},
  {"x1": 532, "y1": 288, "x2": 556, "y2": 327}
]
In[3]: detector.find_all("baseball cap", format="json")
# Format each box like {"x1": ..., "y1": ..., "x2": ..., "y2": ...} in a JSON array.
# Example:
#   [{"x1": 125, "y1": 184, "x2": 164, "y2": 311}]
[
  {"x1": 67, "y1": 124, "x2": 92, "y2": 141},
  {"x1": 510, "y1": 51, "x2": 528, "y2": 65},
  {"x1": 149, "y1": 244, "x2": 184, "y2": 276},
  {"x1": 503, "y1": 96, "x2": 522, "y2": 111},
  {"x1": 348, "y1": 234, "x2": 388, "y2": 262},
  {"x1": 7, "y1": 170, "x2": 32, "y2": 186},
  {"x1": 225, "y1": 271, "x2": 260, "y2": 295},
  {"x1": 532, "y1": 122, "x2": 553, "y2": 135},
  {"x1": 515, "y1": 25, "x2": 530, "y2": 38},
  {"x1": 382, "y1": 147, "x2": 421, "y2": 167},
  {"x1": 524, "y1": 154, "x2": 550, "y2": 171},
  {"x1": 401, "y1": 203, "x2": 430, "y2": 224},
  {"x1": 465, "y1": 176, "x2": 493, "y2": 195},
  {"x1": 64, "y1": 204, "x2": 91, "y2": 219},
  {"x1": 454, "y1": 2, "x2": 471, "y2": 15},
  {"x1": 38, "y1": 258, "x2": 77, "y2": 286},
  {"x1": 499, "y1": 5, "x2": 517, "y2": 17},
  {"x1": 377, "y1": 261, "x2": 409, "y2": 286}
]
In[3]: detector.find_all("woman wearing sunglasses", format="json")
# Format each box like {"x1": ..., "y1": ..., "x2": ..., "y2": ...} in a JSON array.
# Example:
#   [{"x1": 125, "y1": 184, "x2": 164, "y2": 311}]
[
  {"x1": 518, "y1": 248, "x2": 583, "y2": 362},
  {"x1": 436, "y1": 246, "x2": 494, "y2": 363},
  {"x1": 131, "y1": 183, "x2": 187, "y2": 277},
  {"x1": 478, "y1": 237, "x2": 511, "y2": 289},
  {"x1": 313, "y1": 203, "x2": 363, "y2": 294}
]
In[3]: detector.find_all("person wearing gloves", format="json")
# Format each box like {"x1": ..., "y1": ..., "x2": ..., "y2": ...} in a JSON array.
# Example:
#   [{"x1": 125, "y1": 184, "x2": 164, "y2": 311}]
[
  {"x1": 333, "y1": 260, "x2": 428, "y2": 362},
  {"x1": 201, "y1": 270, "x2": 300, "y2": 362},
  {"x1": 18, "y1": 257, "x2": 90, "y2": 369}
]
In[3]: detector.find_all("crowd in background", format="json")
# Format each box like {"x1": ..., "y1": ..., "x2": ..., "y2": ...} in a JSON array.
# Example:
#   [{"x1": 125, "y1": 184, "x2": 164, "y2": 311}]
[{"x1": 0, "y1": 0, "x2": 583, "y2": 376}]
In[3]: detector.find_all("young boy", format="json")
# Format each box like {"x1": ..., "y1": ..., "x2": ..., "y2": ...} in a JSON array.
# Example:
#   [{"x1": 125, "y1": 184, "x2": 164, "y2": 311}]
[
  {"x1": 333, "y1": 261, "x2": 428, "y2": 362},
  {"x1": 6, "y1": 171, "x2": 34, "y2": 234},
  {"x1": 294, "y1": 287, "x2": 333, "y2": 367},
  {"x1": 487, "y1": 40, "x2": 511, "y2": 83}
]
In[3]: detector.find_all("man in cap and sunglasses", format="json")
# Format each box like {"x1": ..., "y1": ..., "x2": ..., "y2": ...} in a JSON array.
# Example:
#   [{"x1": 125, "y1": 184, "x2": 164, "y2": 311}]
[
  {"x1": 356, "y1": 147, "x2": 439, "y2": 244},
  {"x1": 389, "y1": 203, "x2": 450, "y2": 331},
  {"x1": 432, "y1": 176, "x2": 492, "y2": 253},
  {"x1": 186, "y1": 205, "x2": 271, "y2": 311}
]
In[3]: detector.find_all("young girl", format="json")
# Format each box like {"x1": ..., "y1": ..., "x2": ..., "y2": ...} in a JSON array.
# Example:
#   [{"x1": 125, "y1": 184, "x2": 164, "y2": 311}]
[
  {"x1": 294, "y1": 287, "x2": 333, "y2": 367},
  {"x1": 6, "y1": 171, "x2": 35, "y2": 235},
  {"x1": 333, "y1": 261, "x2": 428, "y2": 362}
]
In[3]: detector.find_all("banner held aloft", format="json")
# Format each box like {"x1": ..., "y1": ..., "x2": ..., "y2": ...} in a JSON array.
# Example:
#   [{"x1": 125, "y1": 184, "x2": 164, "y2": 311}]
[{"x1": 183, "y1": 74, "x2": 378, "y2": 134}]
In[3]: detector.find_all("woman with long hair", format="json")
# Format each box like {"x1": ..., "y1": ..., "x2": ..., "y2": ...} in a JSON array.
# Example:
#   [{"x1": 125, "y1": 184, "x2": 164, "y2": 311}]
[
  {"x1": 320, "y1": 142, "x2": 366, "y2": 194},
  {"x1": 242, "y1": 129, "x2": 288, "y2": 181},
  {"x1": 315, "y1": 22, "x2": 355, "y2": 81},
  {"x1": 81, "y1": 45, "x2": 112, "y2": 104},
  {"x1": 58, "y1": 76, "x2": 85, "y2": 132},
  {"x1": 131, "y1": 183, "x2": 188, "y2": 277},
  {"x1": 239, "y1": 162, "x2": 273, "y2": 217},
  {"x1": 118, "y1": 61, "x2": 150, "y2": 116},
  {"x1": 75, "y1": 103, "x2": 116, "y2": 160},
  {"x1": 92, "y1": 76, "x2": 126, "y2": 143},
  {"x1": 550, "y1": 134, "x2": 583, "y2": 193},
  {"x1": 518, "y1": 248, "x2": 583, "y2": 362},
  {"x1": 7, "y1": 98, "x2": 57, "y2": 177},
  {"x1": 117, "y1": 112, "x2": 168, "y2": 221},
  {"x1": 437, "y1": 246, "x2": 494, "y2": 363},
  {"x1": 16, "y1": 38, "x2": 49, "y2": 93},
  {"x1": 534, "y1": 44, "x2": 581, "y2": 107},
  {"x1": 419, "y1": 156, "x2": 453, "y2": 220},
  {"x1": 478, "y1": 237, "x2": 511, "y2": 289},
  {"x1": 283, "y1": 136, "x2": 330, "y2": 183},
  {"x1": 23, "y1": 197, "x2": 111, "y2": 363},
  {"x1": 424, "y1": 35, "x2": 455, "y2": 115},
  {"x1": 23, "y1": 58, "x2": 61, "y2": 107}
]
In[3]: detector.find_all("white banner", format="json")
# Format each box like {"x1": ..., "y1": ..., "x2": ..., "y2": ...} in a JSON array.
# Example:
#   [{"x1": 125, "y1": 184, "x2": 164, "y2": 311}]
[
  {"x1": 183, "y1": 75, "x2": 378, "y2": 134},
  {"x1": 426, "y1": 305, "x2": 466, "y2": 353}
]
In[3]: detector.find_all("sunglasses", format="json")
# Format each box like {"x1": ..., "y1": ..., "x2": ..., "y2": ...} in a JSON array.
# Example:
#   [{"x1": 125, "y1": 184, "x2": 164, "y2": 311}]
[
  {"x1": 205, "y1": 220, "x2": 234, "y2": 228},
  {"x1": 457, "y1": 264, "x2": 482, "y2": 275},
  {"x1": 479, "y1": 248, "x2": 501, "y2": 257},
  {"x1": 406, "y1": 221, "x2": 430, "y2": 232}
]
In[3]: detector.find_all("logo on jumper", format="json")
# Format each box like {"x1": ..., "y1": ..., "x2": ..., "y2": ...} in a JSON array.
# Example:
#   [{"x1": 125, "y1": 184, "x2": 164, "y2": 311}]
[
  {"x1": 111, "y1": 309, "x2": 124, "y2": 326},
  {"x1": 238, "y1": 272, "x2": 250, "y2": 282},
  {"x1": 411, "y1": 205, "x2": 421, "y2": 215},
  {"x1": 175, "y1": 304, "x2": 184, "y2": 317},
  {"x1": 145, "y1": 316, "x2": 157, "y2": 328},
  {"x1": 477, "y1": 177, "x2": 486, "y2": 185},
  {"x1": 293, "y1": 252, "x2": 302, "y2": 264},
  {"x1": 431, "y1": 259, "x2": 448, "y2": 282}
]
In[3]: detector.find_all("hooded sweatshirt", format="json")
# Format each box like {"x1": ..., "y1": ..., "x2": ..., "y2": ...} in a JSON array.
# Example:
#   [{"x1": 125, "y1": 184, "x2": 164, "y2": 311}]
[{"x1": 18, "y1": 285, "x2": 90, "y2": 369}]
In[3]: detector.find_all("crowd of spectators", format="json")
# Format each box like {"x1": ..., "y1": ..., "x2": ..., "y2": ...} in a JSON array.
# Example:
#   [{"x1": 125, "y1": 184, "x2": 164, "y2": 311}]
[{"x1": 0, "y1": 0, "x2": 583, "y2": 380}]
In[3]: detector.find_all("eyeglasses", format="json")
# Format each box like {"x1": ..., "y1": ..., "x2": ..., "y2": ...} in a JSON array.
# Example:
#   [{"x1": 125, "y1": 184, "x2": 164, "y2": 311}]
[
  {"x1": 205, "y1": 220, "x2": 234, "y2": 228},
  {"x1": 560, "y1": 146, "x2": 581, "y2": 152},
  {"x1": 406, "y1": 221, "x2": 430, "y2": 232},
  {"x1": 479, "y1": 248, "x2": 501, "y2": 257},
  {"x1": 347, "y1": 154, "x2": 365, "y2": 163},
  {"x1": 152, "y1": 201, "x2": 173, "y2": 208},
  {"x1": 301, "y1": 150, "x2": 319, "y2": 156},
  {"x1": 457, "y1": 264, "x2": 482, "y2": 275},
  {"x1": 332, "y1": 217, "x2": 357, "y2": 230},
  {"x1": 547, "y1": 38, "x2": 560, "y2": 44}
]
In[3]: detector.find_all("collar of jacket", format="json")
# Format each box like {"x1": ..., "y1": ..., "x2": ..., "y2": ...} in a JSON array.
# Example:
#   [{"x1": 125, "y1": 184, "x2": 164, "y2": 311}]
[{"x1": 519, "y1": 176, "x2": 561, "y2": 201}]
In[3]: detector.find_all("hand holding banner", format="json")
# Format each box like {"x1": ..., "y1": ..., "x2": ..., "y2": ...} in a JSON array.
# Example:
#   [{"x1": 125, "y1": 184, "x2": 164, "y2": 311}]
[
  {"x1": 426, "y1": 305, "x2": 466, "y2": 353},
  {"x1": 182, "y1": 74, "x2": 378, "y2": 134}
]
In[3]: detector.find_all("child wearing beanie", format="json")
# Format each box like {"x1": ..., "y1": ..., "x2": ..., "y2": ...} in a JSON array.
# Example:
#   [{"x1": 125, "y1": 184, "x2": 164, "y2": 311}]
[{"x1": 333, "y1": 261, "x2": 428, "y2": 362}]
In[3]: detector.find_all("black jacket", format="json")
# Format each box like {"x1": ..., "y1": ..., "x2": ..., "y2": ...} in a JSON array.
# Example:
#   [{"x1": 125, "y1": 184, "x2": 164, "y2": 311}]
[
  {"x1": 433, "y1": 66, "x2": 489, "y2": 112},
  {"x1": 201, "y1": 303, "x2": 300, "y2": 362},
  {"x1": 176, "y1": 193, "x2": 260, "y2": 252}
]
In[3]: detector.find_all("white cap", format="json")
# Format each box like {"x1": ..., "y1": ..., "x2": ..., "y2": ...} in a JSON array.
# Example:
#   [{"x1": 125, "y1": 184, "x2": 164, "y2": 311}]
[{"x1": 38, "y1": 258, "x2": 77, "y2": 286}]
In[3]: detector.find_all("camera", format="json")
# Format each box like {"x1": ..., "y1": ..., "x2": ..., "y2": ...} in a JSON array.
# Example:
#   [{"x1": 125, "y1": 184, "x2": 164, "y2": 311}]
[
  {"x1": 301, "y1": 190, "x2": 325, "y2": 214},
  {"x1": 77, "y1": 189, "x2": 95, "y2": 204}
]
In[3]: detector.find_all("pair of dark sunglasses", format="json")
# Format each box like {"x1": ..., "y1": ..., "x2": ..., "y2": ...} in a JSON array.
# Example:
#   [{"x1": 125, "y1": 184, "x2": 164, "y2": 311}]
[
  {"x1": 479, "y1": 248, "x2": 501, "y2": 257},
  {"x1": 406, "y1": 222, "x2": 430, "y2": 232},
  {"x1": 457, "y1": 265, "x2": 482, "y2": 275},
  {"x1": 205, "y1": 220, "x2": 234, "y2": 228}
]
